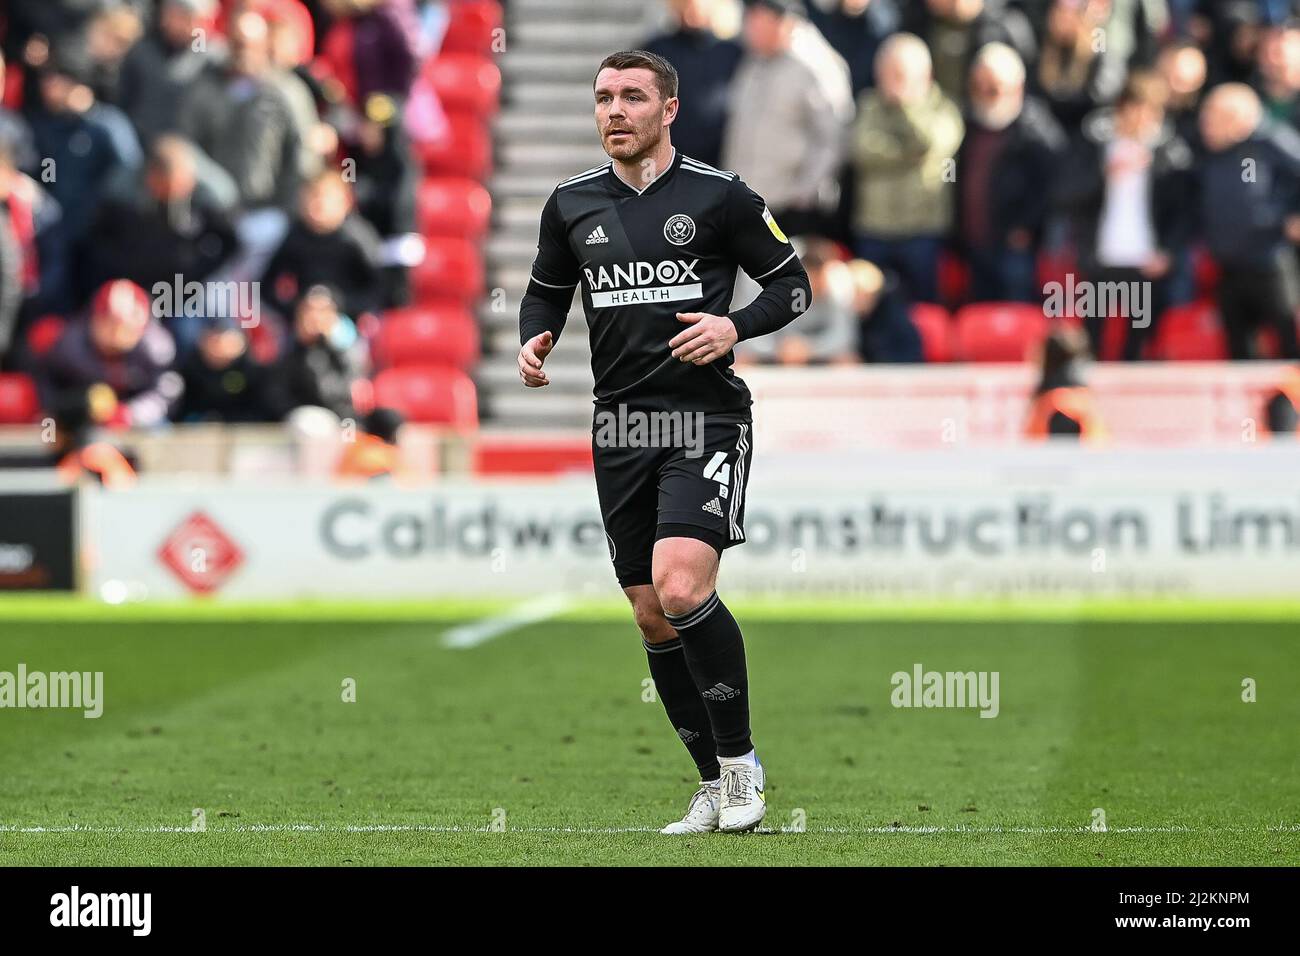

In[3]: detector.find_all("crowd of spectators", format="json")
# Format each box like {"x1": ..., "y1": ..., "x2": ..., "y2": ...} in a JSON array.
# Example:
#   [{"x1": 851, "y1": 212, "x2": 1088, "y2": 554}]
[
  {"x1": 6, "y1": 0, "x2": 1300, "y2": 448},
  {"x1": 646, "y1": 0, "x2": 1300, "y2": 365},
  {"x1": 0, "y1": 0, "x2": 441, "y2": 435}
]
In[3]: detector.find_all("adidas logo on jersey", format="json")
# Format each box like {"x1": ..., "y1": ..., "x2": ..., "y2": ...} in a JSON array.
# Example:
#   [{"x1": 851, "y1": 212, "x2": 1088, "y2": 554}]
[
  {"x1": 702, "y1": 683, "x2": 741, "y2": 701},
  {"x1": 701, "y1": 497, "x2": 723, "y2": 517},
  {"x1": 585, "y1": 225, "x2": 609, "y2": 245}
]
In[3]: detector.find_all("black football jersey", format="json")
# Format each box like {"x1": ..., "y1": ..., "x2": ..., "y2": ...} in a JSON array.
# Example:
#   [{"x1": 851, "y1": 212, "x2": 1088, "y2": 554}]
[{"x1": 529, "y1": 149, "x2": 800, "y2": 415}]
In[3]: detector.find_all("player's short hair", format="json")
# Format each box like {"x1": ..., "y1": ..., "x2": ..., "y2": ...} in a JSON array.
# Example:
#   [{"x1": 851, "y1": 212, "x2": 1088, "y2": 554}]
[{"x1": 594, "y1": 50, "x2": 679, "y2": 102}]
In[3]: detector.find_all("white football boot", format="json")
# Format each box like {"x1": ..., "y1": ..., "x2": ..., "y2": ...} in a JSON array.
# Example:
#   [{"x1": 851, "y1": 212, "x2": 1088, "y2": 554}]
[
  {"x1": 660, "y1": 781, "x2": 721, "y2": 834},
  {"x1": 718, "y1": 754, "x2": 766, "y2": 833}
]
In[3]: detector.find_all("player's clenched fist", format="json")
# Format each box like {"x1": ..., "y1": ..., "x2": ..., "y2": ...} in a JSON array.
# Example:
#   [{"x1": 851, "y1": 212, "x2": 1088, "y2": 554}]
[
  {"x1": 670, "y1": 312, "x2": 739, "y2": 365},
  {"x1": 519, "y1": 331, "x2": 553, "y2": 387}
]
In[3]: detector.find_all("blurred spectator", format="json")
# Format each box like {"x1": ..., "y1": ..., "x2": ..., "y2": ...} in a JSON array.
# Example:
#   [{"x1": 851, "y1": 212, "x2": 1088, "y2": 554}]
[
  {"x1": 1102, "y1": 0, "x2": 1171, "y2": 73},
  {"x1": 958, "y1": 42, "x2": 1066, "y2": 302},
  {"x1": 1056, "y1": 70, "x2": 1195, "y2": 359},
  {"x1": 903, "y1": 0, "x2": 1037, "y2": 102},
  {"x1": 39, "y1": 279, "x2": 183, "y2": 429},
  {"x1": 83, "y1": 2, "x2": 145, "y2": 105},
  {"x1": 0, "y1": 131, "x2": 66, "y2": 365},
  {"x1": 175, "y1": 315, "x2": 276, "y2": 422},
  {"x1": 271, "y1": 284, "x2": 366, "y2": 420},
  {"x1": 51, "y1": 407, "x2": 138, "y2": 489},
  {"x1": 1024, "y1": 324, "x2": 1107, "y2": 439},
  {"x1": 335, "y1": 407, "x2": 405, "y2": 480},
  {"x1": 643, "y1": 0, "x2": 744, "y2": 168},
  {"x1": 260, "y1": 170, "x2": 384, "y2": 320},
  {"x1": 179, "y1": 10, "x2": 301, "y2": 210},
  {"x1": 722, "y1": 0, "x2": 848, "y2": 237},
  {"x1": 1197, "y1": 82, "x2": 1300, "y2": 359},
  {"x1": 317, "y1": 0, "x2": 422, "y2": 109},
  {"x1": 851, "y1": 33, "x2": 964, "y2": 302},
  {"x1": 1255, "y1": 20, "x2": 1300, "y2": 128},
  {"x1": 264, "y1": 0, "x2": 337, "y2": 182},
  {"x1": 29, "y1": 44, "x2": 142, "y2": 244},
  {"x1": 805, "y1": 0, "x2": 902, "y2": 98},
  {"x1": 118, "y1": 0, "x2": 219, "y2": 149},
  {"x1": 1036, "y1": 0, "x2": 1128, "y2": 131},
  {"x1": 347, "y1": 93, "x2": 421, "y2": 306},
  {"x1": 850, "y1": 258, "x2": 923, "y2": 362},
  {"x1": 737, "y1": 237, "x2": 859, "y2": 364},
  {"x1": 1156, "y1": 38, "x2": 1207, "y2": 146},
  {"x1": 1202, "y1": 1, "x2": 1264, "y2": 87},
  {"x1": 83, "y1": 135, "x2": 239, "y2": 309},
  {"x1": 0, "y1": 50, "x2": 38, "y2": 173},
  {"x1": 1262, "y1": 365, "x2": 1300, "y2": 435}
]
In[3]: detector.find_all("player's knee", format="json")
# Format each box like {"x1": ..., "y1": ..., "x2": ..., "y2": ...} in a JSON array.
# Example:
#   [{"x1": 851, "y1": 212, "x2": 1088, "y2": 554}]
[
  {"x1": 636, "y1": 612, "x2": 676, "y2": 644},
  {"x1": 652, "y1": 568, "x2": 712, "y2": 618}
]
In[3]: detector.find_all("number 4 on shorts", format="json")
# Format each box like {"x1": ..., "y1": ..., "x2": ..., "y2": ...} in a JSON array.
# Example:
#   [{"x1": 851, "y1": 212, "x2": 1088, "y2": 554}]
[{"x1": 703, "y1": 451, "x2": 731, "y2": 485}]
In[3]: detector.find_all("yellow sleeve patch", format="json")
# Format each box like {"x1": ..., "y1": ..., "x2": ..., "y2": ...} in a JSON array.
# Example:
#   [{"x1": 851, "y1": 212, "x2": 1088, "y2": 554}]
[{"x1": 762, "y1": 206, "x2": 788, "y2": 244}]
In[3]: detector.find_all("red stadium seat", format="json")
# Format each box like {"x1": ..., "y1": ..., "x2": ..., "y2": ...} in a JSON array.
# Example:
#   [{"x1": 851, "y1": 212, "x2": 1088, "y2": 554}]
[
  {"x1": 417, "y1": 177, "x2": 492, "y2": 240},
  {"x1": 372, "y1": 365, "x2": 479, "y2": 426},
  {"x1": 24, "y1": 314, "x2": 66, "y2": 358},
  {"x1": 415, "y1": 112, "x2": 492, "y2": 180},
  {"x1": 410, "y1": 237, "x2": 485, "y2": 305},
  {"x1": 0, "y1": 373, "x2": 40, "y2": 424},
  {"x1": 909, "y1": 303, "x2": 953, "y2": 363},
  {"x1": 440, "y1": 0, "x2": 502, "y2": 55},
  {"x1": 1150, "y1": 301, "x2": 1228, "y2": 360},
  {"x1": 372, "y1": 306, "x2": 480, "y2": 369},
  {"x1": 426, "y1": 53, "x2": 501, "y2": 115},
  {"x1": 953, "y1": 302, "x2": 1047, "y2": 362}
]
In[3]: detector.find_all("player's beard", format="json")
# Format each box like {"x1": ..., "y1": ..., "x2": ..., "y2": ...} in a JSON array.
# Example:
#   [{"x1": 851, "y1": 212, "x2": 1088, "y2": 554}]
[{"x1": 602, "y1": 114, "x2": 663, "y2": 166}]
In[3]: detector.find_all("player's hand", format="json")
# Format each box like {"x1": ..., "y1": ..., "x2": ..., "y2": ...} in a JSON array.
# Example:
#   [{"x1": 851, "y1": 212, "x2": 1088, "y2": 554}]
[
  {"x1": 519, "y1": 331, "x2": 553, "y2": 387},
  {"x1": 670, "y1": 312, "x2": 738, "y2": 365}
]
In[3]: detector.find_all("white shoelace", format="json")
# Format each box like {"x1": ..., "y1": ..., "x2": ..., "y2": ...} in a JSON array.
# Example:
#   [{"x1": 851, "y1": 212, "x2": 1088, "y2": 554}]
[
  {"x1": 720, "y1": 766, "x2": 753, "y2": 808},
  {"x1": 682, "y1": 784, "x2": 719, "y2": 822}
]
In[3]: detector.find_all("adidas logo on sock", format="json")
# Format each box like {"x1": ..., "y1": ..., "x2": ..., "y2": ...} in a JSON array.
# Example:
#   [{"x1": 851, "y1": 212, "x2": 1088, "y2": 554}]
[
  {"x1": 585, "y1": 225, "x2": 609, "y2": 245},
  {"x1": 677, "y1": 727, "x2": 701, "y2": 743},
  {"x1": 702, "y1": 683, "x2": 740, "y2": 701},
  {"x1": 701, "y1": 497, "x2": 723, "y2": 517}
]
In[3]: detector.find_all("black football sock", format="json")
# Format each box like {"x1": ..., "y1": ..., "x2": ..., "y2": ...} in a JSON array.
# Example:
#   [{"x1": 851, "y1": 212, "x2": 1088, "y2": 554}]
[
  {"x1": 663, "y1": 591, "x2": 753, "y2": 758},
  {"x1": 644, "y1": 638, "x2": 720, "y2": 781}
]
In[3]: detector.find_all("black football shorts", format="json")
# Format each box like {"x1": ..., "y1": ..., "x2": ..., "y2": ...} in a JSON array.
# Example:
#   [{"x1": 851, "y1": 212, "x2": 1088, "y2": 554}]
[{"x1": 592, "y1": 410, "x2": 754, "y2": 589}]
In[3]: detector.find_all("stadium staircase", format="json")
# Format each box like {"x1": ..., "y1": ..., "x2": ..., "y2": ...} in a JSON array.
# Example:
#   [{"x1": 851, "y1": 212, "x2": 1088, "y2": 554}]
[{"x1": 476, "y1": 0, "x2": 657, "y2": 427}]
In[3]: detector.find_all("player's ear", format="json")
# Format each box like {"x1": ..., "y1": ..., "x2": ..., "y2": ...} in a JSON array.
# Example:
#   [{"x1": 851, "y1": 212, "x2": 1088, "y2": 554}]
[{"x1": 662, "y1": 96, "x2": 679, "y2": 128}]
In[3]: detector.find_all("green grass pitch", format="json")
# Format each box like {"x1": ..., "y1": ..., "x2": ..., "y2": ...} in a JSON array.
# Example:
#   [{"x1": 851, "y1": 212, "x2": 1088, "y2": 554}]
[{"x1": 0, "y1": 597, "x2": 1297, "y2": 866}]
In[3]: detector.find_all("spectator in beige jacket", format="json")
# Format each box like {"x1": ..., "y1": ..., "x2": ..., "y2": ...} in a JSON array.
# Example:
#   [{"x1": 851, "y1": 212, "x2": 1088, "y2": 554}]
[
  {"x1": 722, "y1": 0, "x2": 849, "y2": 238},
  {"x1": 851, "y1": 32, "x2": 964, "y2": 303}
]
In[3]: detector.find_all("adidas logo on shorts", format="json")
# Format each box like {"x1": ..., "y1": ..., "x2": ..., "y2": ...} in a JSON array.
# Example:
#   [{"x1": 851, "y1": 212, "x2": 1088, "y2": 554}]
[
  {"x1": 701, "y1": 497, "x2": 723, "y2": 517},
  {"x1": 702, "y1": 683, "x2": 740, "y2": 701},
  {"x1": 585, "y1": 225, "x2": 610, "y2": 245}
]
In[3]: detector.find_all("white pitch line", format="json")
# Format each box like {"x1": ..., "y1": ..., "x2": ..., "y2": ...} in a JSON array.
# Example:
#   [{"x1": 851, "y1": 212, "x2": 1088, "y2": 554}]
[
  {"x1": 3, "y1": 824, "x2": 1297, "y2": 835},
  {"x1": 440, "y1": 594, "x2": 572, "y2": 649}
]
